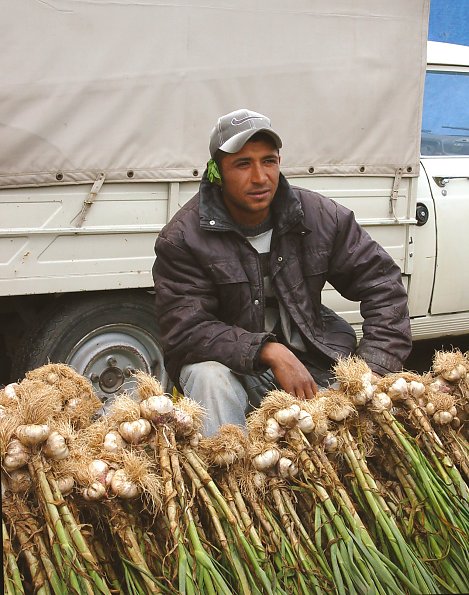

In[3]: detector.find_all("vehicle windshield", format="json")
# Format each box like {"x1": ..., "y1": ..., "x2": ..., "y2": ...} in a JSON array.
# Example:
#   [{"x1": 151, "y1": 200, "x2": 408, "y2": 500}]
[{"x1": 421, "y1": 71, "x2": 469, "y2": 156}]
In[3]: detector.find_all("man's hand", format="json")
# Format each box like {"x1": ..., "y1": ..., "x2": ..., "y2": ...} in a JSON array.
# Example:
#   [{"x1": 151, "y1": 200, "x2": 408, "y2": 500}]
[{"x1": 259, "y1": 342, "x2": 317, "y2": 399}]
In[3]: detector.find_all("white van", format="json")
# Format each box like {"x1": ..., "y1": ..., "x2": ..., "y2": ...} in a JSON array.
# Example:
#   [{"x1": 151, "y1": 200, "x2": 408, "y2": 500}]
[{"x1": 1, "y1": 1, "x2": 467, "y2": 400}]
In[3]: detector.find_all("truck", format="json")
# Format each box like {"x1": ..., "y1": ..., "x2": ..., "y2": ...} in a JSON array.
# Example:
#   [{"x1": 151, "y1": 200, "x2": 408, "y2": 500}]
[{"x1": 1, "y1": 0, "x2": 468, "y2": 403}]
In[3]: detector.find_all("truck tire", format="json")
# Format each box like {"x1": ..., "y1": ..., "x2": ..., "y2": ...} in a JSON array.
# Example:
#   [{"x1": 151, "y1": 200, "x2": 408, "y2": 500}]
[{"x1": 11, "y1": 292, "x2": 168, "y2": 403}]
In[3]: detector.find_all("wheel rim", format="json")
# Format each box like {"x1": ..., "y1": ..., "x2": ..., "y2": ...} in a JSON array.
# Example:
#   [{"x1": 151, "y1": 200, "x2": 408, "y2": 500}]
[{"x1": 66, "y1": 323, "x2": 168, "y2": 402}]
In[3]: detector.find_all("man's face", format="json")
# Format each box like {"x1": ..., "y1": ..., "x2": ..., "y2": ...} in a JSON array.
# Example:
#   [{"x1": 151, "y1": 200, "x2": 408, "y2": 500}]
[{"x1": 218, "y1": 138, "x2": 280, "y2": 226}]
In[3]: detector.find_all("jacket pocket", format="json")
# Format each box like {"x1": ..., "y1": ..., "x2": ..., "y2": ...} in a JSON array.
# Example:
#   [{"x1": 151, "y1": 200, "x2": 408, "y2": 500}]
[
  {"x1": 301, "y1": 249, "x2": 329, "y2": 277},
  {"x1": 208, "y1": 259, "x2": 251, "y2": 325},
  {"x1": 208, "y1": 259, "x2": 249, "y2": 284}
]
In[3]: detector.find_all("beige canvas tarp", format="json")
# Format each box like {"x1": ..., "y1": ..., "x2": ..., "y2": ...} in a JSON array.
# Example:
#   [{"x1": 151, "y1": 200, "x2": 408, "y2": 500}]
[{"x1": 0, "y1": 0, "x2": 429, "y2": 188}]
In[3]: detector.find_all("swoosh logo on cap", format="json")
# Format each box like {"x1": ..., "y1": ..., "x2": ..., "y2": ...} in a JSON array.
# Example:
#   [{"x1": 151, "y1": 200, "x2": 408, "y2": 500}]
[{"x1": 231, "y1": 116, "x2": 264, "y2": 126}]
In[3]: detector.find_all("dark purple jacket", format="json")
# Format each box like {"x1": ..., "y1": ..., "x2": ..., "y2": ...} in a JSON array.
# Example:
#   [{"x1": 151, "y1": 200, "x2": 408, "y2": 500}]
[{"x1": 153, "y1": 173, "x2": 412, "y2": 384}]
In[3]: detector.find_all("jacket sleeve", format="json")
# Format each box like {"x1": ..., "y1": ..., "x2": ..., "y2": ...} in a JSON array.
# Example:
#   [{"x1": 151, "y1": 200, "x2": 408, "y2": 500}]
[
  {"x1": 153, "y1": 234, "x2": 274, "y2": 384},
  {"x1": 326, "y1": 203, "x2": 412, "y2": 375}
]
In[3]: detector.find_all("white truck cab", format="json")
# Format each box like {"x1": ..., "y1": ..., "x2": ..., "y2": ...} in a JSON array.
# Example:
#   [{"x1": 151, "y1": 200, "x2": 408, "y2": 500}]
[{"x1": 1, "y1": 2, "x2": 467, "y2": 402}]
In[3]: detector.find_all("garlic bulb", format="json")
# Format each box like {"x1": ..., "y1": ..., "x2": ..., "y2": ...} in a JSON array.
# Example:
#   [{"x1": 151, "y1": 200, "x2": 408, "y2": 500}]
[
  {"x1": 448, "y1": 405, "x2": 458, "y2": 418},
  {"x1": 110, "y1": 469, "x2": 140, "y2": 499},
  {"x1": 189, "y1": 432, "x2": 202, "y2": 448},
  {"x1": 264, "y1": 418, "x2": 285, "y2": 442},
  {"x1": 57, "y1": 475, "x2": 75, "y2": 496},
  {"x1": 278, "y1": 457, "x2": 298, "y2": 479},
  {"x1": 252, "y1": 448, "x2": 280, "y2": 472},
  {"x1": 274, "y1": 404, "x2": 301, "y2": 428},
  {"x1": 425, "y1": 402, "x2": 436, "y2": 416},
  {"x1": 324, "y1": 433, "x2": 338, "y2": 453},
  {"x1": 409, "y1": 381, "x2": 426, "y2": 399},
  {"x1": 83, "y1": 481, "x2": 106, "y2": 501},
  {"x1": 140, "y1": 395, "x2": 174, "y2": 421},
  {"x1": 3, "y1": 439, "x2": 30, "y2": 471},
  {"x1": 42, "y1": 431, "x2": 69, "y2": 461},
  {"x1": 252, "y1": 471, "x2": 267, "y2": 490},
  {"x1": 429, "y1": 377, "x2": 452, "y2": 394},
  {"x1": 441, "y1": 364, "x2": 467, "y2": 383},
  {"x1": 173, "y1": 408, "x2": 194, "y2": 436},
  {"x1": 451, "y1": 416, "x2": 461, "y2": 429},
  {"x1": 105, "y1": 468, "x2": 116, "y2": 488},
  {"x1": 16, "y1": 424, "x2": 50, "y2": 447},
  {"x1": 432, "y1": 410, "x2": 453, "y2": 425},
  {"x1": 118, "y1": 418, "x2": 151, "y2": 444},
  {"x1": 103, "y1": 430, "x2": 126, "y2": 453},
  {"x1": 8, "y1": 469, "x2": 32, "y2": 494},
  {"x1": 64, "y1": 398, "x2": 81, "y2": 412},
  {"x1": 387, "y1": 378, "x2": 408, "y2": 400},
  {"x1": 352, "y1": 392, "x2": 368, "y2": 407},
  {"x1": 297, "y1": 410, "x2": 315, "y2": 433},
  {"x1": 211, "y1": 451, "x2": 238, "y2": 467},
  {"x1": 371, "y1": 392, "x2": 392, "y2": 412},
  {"x1": 88, "y1": 459, "x2": 109, "y2": 484},
  {"x1": 4, "y1": 383, "x2": 19, "y2": 401},
  {"x1": 328, "y1": 404, "x2": 354, "y2": 422}
]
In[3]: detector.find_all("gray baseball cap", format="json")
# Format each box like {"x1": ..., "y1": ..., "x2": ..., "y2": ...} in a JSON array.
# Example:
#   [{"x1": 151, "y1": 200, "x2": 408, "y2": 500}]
[{"x1": 209, "y1": 108, "x2": 282, "y2": 158}]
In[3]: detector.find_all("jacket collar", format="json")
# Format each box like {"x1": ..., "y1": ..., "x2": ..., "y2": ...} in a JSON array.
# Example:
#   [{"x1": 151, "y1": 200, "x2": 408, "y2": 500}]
[{"x1": 198, "y1": 171, "x2": 306, "y2": 235}]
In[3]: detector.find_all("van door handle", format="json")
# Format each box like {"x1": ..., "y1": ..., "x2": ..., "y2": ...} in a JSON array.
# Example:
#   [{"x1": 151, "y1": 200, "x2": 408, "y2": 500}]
[{"x1": 433, "y1": 176, "x2": 468, "y2": 188}]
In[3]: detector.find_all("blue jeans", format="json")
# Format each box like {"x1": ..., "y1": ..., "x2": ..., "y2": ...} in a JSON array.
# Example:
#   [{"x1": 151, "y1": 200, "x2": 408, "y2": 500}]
[{"x1": 179, "y1": 360, "x2": 333, "y2": 436}]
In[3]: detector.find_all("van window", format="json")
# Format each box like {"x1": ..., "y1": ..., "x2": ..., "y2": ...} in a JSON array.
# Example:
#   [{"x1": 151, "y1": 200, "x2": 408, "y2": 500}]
[{"x1": 421, "y1": 71, "x2": 469, "y2": 156}]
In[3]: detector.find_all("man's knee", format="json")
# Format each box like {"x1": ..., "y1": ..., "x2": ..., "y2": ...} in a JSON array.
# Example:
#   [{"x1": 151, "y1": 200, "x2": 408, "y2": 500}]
[{"x1": 180, "y1": 361, "x2": 233, "y2": 388}]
